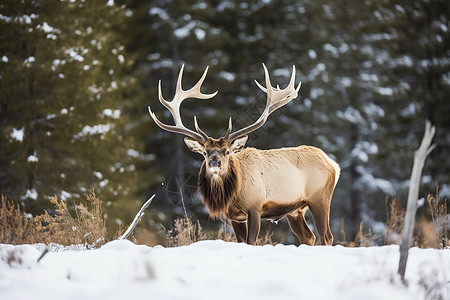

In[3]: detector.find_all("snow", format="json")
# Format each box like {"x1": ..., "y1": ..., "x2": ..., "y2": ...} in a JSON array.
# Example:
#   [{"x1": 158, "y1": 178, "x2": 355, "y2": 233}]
[
  {"x1": 27, "y1": 152, "x2": 39, "y2": 163},
  {"x1": 149, "y1": 7, "x2": 169, "y2": 21},
  {"x1": 37, "y1": 22, "x2": 60, "y2": 39},
  {"x1": 324, "y1": 43, "x2": 339, "y2": 56},
  {"x1": 75, "y1": 124, "x2": 111, "y2": 138},
  {"x1": 351, "y1": 141, "x2": 379, "y2": 163},
  {"x1": 217, "y1": 1, "x2": 235, "y2": 12},
  {"x1": 60, "y1": 191, "x2": 71, "y2": 201},
  {"x1": 174, "y1": 22, "x2": 195, "y2": 39},
  {"x1": 0, "y1": 13, "x2": 37, "y2": 24},
  {"x1": 194, "y1": 28, "x2": 206, "y2": 40},
  {"x1": 219, "y1": 71, "x2": 235, "y2": 82},
  {"x1": 93, "y1": 171, "x2": 103, "y2": 179},
  {"x1": 110, "y1": 81, "x2": 118, "y2": 90},
  {"x1": 337, "y1": 106, "x2": 365, "y2": 124},
  {"x1": 308, "y1": 49, "x2": 317, "y2": 59},
  {"x1": 357, "y1": 165, "x2": 396, "y2": 195},
  {"x1": 65, "y1": 48, "x2": 86, "y2": 62},
  {"x1": 377, "y1": 87, "x2": 394, "y2": 96},
  {"x1": 364, "y1": 102, "x2": 385, "y2": 118},
  {"x1": 1, "y1": 55, "x2": 8, "y2": 62},
  {"x1": 126, "y1": 149, "x2": 139, "y2": 158},
  {"x1": 0, "y1": 240, "x2": 448, "y2": 299},
  {"x1": 22, "y1": 188, "x2": 38, "y2": 200},
  {"x1": 400, "y1": 103, "x2": 417, "y2": 117},
  {"x1": 0, "y1": 14, "x2": 12, "y2": 22},
  {"x1": 10, "y1": 127, "x2": 24, "y2": 142},
  {"x1": 23, "y1": 56, "x2": 35, "y2": 65}
]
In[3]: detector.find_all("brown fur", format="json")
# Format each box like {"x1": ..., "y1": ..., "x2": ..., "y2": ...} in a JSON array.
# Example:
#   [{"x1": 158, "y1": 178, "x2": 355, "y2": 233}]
[
  {"x1": 194, "y1": 143, "x2": 340, "y2": 245},
  {"x1": 261, "y1": 201, "x2": 308, "y2": 221},
  {"x1": 198, "y1": 156, "x2": 241, "y2": 218}
]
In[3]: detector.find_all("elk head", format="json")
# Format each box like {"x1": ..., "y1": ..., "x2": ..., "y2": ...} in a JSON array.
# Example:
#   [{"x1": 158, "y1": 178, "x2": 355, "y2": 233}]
[{"x1": 148, "y1": 63, "x2": 302, "y2": 181}]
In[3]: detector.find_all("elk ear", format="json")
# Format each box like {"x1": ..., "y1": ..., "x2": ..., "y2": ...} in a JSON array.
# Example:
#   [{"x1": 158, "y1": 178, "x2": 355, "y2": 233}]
[
  {"x1": 184, "y1": 138, "x2": 204, "y2": 154},
  {"x1": 230, "y1": 136, "x2": 248, "y2": 153}
]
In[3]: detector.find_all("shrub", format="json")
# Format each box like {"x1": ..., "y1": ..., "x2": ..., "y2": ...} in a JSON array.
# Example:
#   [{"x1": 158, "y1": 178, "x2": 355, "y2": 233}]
[
  {"x1": 415, "y1": 193, "x2": 448, "y2": 249},
  {"x1": 339, "y1": 220, "x2": 379, "y2": 247},
  {"x1": 0, "y1": 191, "x2": 107, "y2": 248},
  {"x1": 165, "y1": 217, "x2": 208, "y2": 247},
  {"x1": 385, "y1": 191, "x2": 449, "y2": 249}
]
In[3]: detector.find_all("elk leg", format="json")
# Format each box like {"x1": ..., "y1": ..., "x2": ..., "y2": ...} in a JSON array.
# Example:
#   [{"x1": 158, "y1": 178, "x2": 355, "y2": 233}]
[
  {"x1": 287, "y1": 207, "x2": 316, "y2": 246},
  {"x1": 231, "y1": 220, "x2": 247, "y2": 243},
  {"x1": 247, "y1": 210, "x2": 261, "y2": 245},
  {"x1": 307, "y1": 199, "x2": 333, "y2": 245}
]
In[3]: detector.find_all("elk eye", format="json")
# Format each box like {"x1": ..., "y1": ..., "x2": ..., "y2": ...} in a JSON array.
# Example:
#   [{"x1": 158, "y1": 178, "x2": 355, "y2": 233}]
[{"x1": 226, "y1": 150, "x2": 230, "y2": 155}]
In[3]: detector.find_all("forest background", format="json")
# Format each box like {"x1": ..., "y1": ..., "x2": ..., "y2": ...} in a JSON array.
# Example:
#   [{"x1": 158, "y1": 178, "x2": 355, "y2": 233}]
[{"x1": 1, "y1": 0, "x2": 449, "y2": 245}]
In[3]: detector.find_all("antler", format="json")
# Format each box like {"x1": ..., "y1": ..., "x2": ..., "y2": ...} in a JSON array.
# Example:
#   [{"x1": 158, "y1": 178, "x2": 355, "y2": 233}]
[
  {"x1": 148, "y1": 64, "x2": 217, "y2": 142},
  {"x1": 226, "y1": 63, "x2": 301, "y2": 142}
]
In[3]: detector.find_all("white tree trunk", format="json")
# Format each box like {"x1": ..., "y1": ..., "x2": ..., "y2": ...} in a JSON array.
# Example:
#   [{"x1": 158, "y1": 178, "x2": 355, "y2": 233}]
[{"x1": 398, "y1": 121, "x2": 436, "y2": 281}]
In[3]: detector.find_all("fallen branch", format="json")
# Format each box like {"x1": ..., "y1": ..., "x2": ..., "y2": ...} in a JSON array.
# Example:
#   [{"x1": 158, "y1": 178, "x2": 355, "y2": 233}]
[
  {"x1": 398, "y1": 120, "x2": 436, "y2": 281},
  {"x1": 118, "y1": 195, "x2": 155, "y2": 240}
]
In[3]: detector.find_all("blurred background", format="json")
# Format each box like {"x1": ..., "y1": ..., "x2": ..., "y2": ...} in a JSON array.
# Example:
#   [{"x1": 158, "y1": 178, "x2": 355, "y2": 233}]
[{"x1": 1, "y1": 0, "x2": 449, "y2": 245}]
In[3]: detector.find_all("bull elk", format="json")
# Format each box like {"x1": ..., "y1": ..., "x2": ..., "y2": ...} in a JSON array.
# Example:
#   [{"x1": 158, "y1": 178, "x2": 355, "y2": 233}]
[{"x1": 148, "y1": 64, "x2": 340, "y2": 245}]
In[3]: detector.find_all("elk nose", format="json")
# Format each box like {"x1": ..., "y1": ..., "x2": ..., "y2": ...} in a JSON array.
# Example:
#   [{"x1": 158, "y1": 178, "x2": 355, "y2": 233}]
[{"x1": 209, "y1": 158, "x2": 221, "y2": 168}]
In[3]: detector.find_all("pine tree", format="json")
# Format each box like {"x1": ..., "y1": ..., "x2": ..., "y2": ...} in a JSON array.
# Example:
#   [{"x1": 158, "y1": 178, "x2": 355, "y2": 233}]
[{"x1": 0, "y1": 0, "x2": 136, "y2": 225}]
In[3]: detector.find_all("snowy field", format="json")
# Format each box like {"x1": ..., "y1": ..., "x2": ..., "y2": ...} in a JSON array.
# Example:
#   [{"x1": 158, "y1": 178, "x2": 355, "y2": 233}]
[{"x1": 1, "y1": 240, "x2": 449, "y2": 300}]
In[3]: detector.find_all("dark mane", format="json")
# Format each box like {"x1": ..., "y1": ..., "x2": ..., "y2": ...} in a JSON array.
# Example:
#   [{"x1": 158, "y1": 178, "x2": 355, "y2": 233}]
[{"x1": 197, "y1": 156, "x2": 241, "y2": 218}]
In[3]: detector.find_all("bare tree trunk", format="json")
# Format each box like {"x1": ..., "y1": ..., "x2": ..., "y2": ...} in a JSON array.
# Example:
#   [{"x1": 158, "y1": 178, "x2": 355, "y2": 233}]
[
  {"x1": 398, "y1": 121, "x2": 436, "y2": 281},
  {"x1": 349, "y1": 123, "x2": 362, "y2": 239}
]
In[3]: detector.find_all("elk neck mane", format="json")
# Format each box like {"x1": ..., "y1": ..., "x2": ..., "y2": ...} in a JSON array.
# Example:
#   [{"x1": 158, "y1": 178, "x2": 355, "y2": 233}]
[{"x1": 197, "y1": 156, "x2": 241, "y2": 218}]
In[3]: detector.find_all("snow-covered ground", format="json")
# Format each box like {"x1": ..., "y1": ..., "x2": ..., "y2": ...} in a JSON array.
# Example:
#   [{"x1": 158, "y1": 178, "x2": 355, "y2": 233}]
[{"x1": 1, "y1": 240, "x2": 449, "y2": 299}]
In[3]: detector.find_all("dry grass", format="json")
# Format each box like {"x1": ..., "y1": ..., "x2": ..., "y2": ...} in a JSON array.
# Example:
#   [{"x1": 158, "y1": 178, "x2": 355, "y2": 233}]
[
  {"x1": 166, "y1": 216, "x2": 274, "y2": 247},
  {"x1": 385, "y1": 197, "x2": 406, "y2": 245},
  {"x1": 338, "y1": 220, "x2": 379, "y2": 247},
  {"x1": 385, "y1": 191, "x2": 449, "y2": 249},
  {"x1": 415, "y1": 192, "x2": 449, "y2": 249},
  {"x1": 0, "y1": 191, "x2": 107, "y2": 248},
  {"x1": 165, "y1": 217, "x2": 208, "y2": 247},
  {"x1": 2, "y1": 188, "x2": 447, "y2": 249}
]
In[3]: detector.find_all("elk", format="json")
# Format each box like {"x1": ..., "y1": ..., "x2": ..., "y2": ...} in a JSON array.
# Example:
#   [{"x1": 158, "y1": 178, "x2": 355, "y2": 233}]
[{"x1": 148, "y1": 64, "x2": 340, "y2": 245}]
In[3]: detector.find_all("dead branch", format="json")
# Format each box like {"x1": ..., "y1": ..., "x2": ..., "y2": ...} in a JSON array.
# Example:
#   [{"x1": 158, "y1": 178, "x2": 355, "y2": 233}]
[
  {"x1": 118, "y1": 195, "x2": 155, "y2": 240},
  {"x1": 398, "y1": 120, "x2": 436, "y2": 281}
]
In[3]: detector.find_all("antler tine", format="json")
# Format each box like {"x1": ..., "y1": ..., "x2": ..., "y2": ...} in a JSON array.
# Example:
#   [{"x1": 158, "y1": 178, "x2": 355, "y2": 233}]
[
  {"x1": 175, "y1": 64, "x2": 218, "y2": 101},
  {"x1": 148, "y1": 64, "x2": 218, "y2": 142},
  {"x1": 194, "y1": 116, "x2": 209, "y2": 140},
  {"x1": 254, "y1": 63, "x2": 271, "y2": 94},
  {"x1": 175, "y1": 63, "x2": 186, "y2": 95},
  {"x1": 254, "y1": 79, "x2": 267, "y2": 93},
  {"x1": 189, "y1": 66, "x2": 219, "y2": 99},
  {"x1": 148, "y1": 106, "x2": 205, "y2": 141},
  {"x1": 227, "y1": 64, "x2": 301, "y2": 142},
  {"x1": 224, "y1": 117, "x2": 232, "y2": 140},
  {"x1": 158, "y1": 79, "x2": 175, "y2": 116},
  {"x1": 287, "y1": 65, "x2": 296, "y2": 90}
]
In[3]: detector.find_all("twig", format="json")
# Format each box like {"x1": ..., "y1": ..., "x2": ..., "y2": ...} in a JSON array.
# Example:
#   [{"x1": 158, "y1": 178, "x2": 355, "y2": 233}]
[
  {"x1": 118, "y1": 195, "x2": 155, "y2": 240},
  {"x1": 37, "y1": 246, "x2": 50, "y2": 263},
  {"x1": 398, "y1": 120, "x2": 436, "y2": 281}
]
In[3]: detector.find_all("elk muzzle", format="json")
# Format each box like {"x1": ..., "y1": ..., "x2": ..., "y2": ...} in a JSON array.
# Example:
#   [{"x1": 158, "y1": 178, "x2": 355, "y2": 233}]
[{"x1": 208, "y1": 151, "x2": 223, "y2": 175}]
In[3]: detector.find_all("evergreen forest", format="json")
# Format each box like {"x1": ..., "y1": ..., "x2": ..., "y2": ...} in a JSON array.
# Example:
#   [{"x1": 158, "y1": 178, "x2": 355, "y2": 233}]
[{"x1": 1, "y1": 0, "x2": 449, "y2": 244}]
